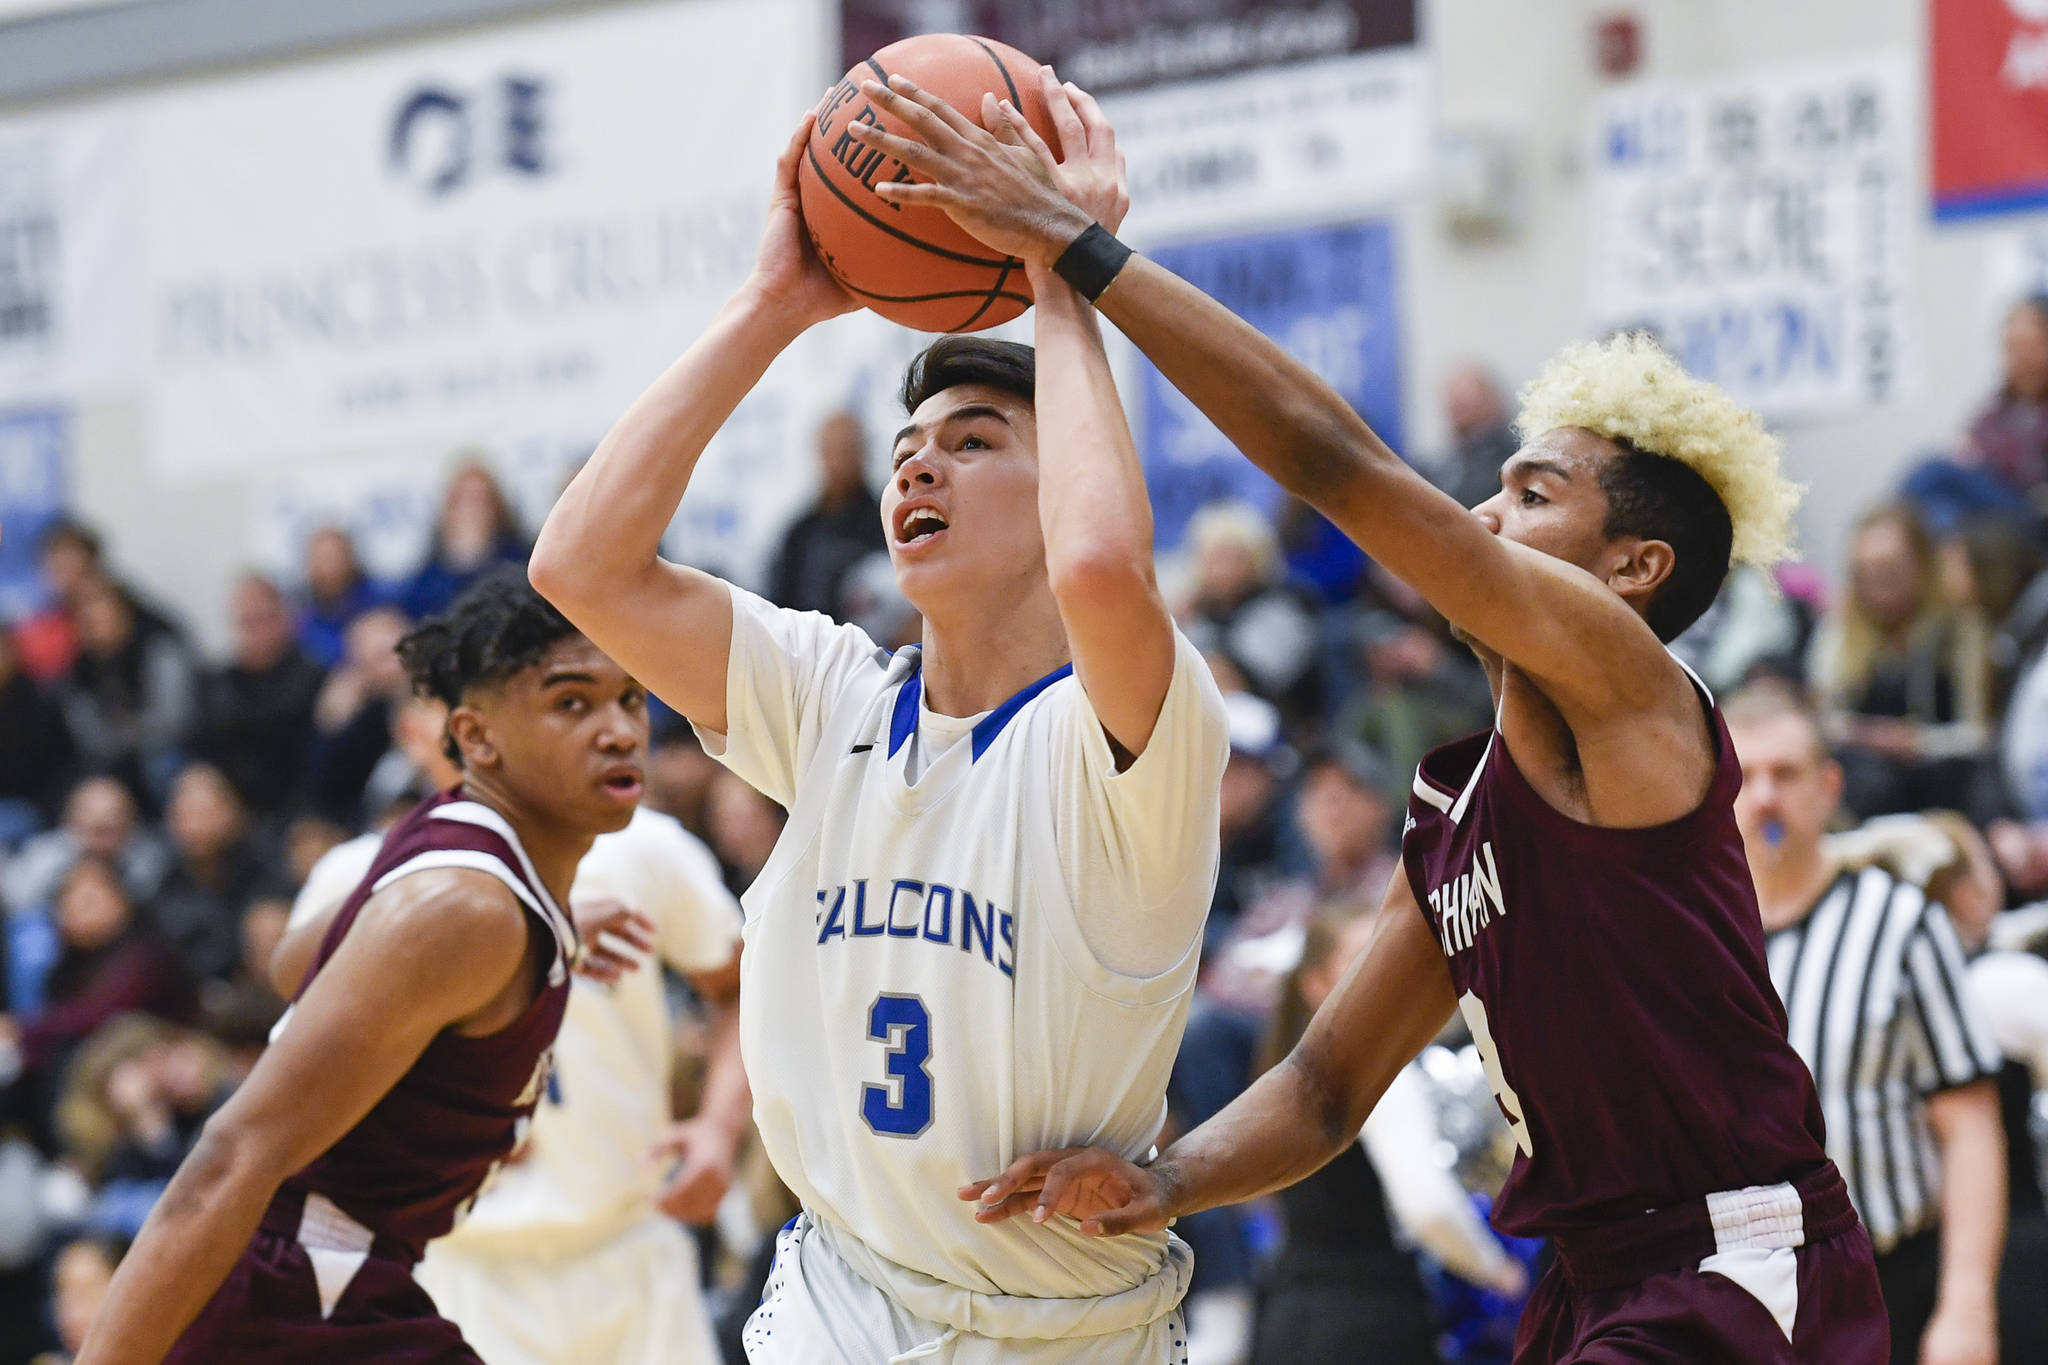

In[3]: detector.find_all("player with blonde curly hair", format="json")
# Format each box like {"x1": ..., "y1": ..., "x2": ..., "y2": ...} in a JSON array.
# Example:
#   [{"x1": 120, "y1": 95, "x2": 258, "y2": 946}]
[{"x1": 846, "y1": 71, "x2": 1891, "y2": 1363}]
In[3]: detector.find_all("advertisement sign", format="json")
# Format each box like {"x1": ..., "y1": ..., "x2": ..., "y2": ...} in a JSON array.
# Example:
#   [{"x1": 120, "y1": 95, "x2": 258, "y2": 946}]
[
  {"x1": 1588, "y1": 56, "x2": 1915, "y2": 417},
  {"x1": 1140, "y1": 221, "x2": 1402, "y2": 550},
  {"x1": 1932, "y1": 0, "x2": 2048, "y2": 219},
  {"x1": 0, "y1": 407, "x2": 67, "y2": 619},
  {"x1": 839, "y1": 1, "x2": 1429, "y2": 241}
]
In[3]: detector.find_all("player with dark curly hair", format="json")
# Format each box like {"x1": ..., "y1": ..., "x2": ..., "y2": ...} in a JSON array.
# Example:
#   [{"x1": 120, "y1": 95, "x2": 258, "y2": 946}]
[{"x1": 78, "y1": 569, "x2": 656, "y2": 1365}]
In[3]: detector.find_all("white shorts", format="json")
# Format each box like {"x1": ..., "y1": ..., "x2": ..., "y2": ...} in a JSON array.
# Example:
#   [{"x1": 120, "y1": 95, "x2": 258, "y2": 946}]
[
  {"x1": 744, "y1": 1213, "x2": 1191, "y2": 1365},
  {"x1": 417, "y1": 1214, "x2": 719, "y2": 1365}
]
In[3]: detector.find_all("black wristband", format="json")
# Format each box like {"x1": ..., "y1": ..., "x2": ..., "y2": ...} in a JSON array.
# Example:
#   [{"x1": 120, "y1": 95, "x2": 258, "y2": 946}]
[{"x1": 1051, "y1": 223, "x2": 1133, "y2": 302}]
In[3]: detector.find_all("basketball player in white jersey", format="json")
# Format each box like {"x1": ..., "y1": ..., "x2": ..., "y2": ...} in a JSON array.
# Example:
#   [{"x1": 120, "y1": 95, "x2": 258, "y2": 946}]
[
  {"x1": 275, "y1": 697, "x2": 750, "y2": 1365},
  {"x1": 530, "y1": 85, "x2": 1225, "y2": 1365}
]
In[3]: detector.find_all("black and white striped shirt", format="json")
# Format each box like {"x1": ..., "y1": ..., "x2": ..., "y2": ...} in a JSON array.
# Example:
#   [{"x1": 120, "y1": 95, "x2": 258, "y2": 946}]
[{"x1": 1765, "y1": 865, "x2": 2002, "y2": 1253}]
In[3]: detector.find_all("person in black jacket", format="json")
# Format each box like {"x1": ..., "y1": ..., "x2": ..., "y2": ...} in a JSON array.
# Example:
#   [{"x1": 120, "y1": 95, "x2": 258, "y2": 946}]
[
  {"x1": 189, "y1": 576, "x2": 324, "y2": 822},
  {"x1": 765, "y1": 410, "x2": 884, "y2": 618}
]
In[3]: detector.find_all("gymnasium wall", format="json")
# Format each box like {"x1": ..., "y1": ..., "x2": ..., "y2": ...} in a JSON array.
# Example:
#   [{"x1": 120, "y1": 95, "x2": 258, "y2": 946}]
[{"x1": 0, "y1": 0, "x2": 2025, "y2": 645}]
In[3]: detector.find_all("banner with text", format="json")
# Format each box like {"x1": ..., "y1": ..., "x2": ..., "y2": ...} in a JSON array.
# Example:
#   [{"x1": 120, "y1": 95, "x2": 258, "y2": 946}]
[
  {"x1": 1587, "y1": 55, "x2": 1916, "y2": 418},
  {"x1": 1140, "y1": 221, "x2": 1402, "y2": 551},
  {"x1": 839, "y1": 0, "x2": 1429, "y2": 242},
  {"x1": 1933, "y1": 0, "x2": 2048, "y2": 219},
  {"x1": 135, "y1": 0, "x2": 832, "y2": 585}
]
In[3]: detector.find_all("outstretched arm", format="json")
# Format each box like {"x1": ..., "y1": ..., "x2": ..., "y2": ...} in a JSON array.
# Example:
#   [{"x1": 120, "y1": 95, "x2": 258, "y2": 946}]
[
  {"x1": 851, "y1": 74, "x2": 1676, "y2": 722},
  {"x1": 963, "y1": 869, "x2": 1454, "y2": 1233},
  {"x1": 529, "y1": 112, "x2": 855, "y2": 732},
  {"x1": 79, "y1": 872, "x2": 533, "y2": 1365}
]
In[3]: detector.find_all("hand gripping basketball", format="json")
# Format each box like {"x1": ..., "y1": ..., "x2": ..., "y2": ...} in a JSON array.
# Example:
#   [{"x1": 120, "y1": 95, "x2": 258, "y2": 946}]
[
  {"x1": 957, "y1": 1145, "x2": 1171, "y2": 1237},
  {"x1": 851, "y1": 67, "x2": 1129, "y2": 274}
]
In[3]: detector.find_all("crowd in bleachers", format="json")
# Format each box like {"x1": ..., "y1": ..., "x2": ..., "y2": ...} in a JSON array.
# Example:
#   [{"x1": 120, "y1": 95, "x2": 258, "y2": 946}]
[{"x1": 5, "y1": 302, "x2": 2048, "y2": 1364}]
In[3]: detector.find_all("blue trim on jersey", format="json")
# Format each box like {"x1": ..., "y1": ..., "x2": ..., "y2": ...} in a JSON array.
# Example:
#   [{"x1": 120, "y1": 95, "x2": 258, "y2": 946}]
[
  {"x1": 971, "y1": 663, "x2": 1073, "y2": 760},
  {"x1": 888, "y1": 669, "x2": 923, "y2": 757},
  {"x1": 882, "y1": 660, "x2": 1075, "y2": 762}
]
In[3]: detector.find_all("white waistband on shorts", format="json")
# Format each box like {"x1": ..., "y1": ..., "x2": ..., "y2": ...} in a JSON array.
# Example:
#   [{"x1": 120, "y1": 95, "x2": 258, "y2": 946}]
[
  {"x1": 809, "y1": 1212, "x2": 1193, "y2": 1342},
  {"x1": 1705, "y1": 1181, "x2": 1806, "y2": 1254},
  {"x1": 297, "y1": 1191, "x2": 375, "y2": 1255}
]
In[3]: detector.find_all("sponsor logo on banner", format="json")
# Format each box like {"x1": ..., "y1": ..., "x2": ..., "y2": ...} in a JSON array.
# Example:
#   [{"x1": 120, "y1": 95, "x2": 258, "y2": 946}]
[
  {"x1": 1587, "y1": 56, "x2": 1916, "y2": 418},
  {"x1": 1933, "y1": 0, "x2": 2048, "y2": 218},
  {"x1": 839, "y1": 1, "x2": 1427, "y2": 239}
]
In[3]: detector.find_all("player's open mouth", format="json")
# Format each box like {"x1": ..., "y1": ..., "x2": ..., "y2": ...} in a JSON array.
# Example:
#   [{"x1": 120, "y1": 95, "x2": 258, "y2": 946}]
[
  {"x1": 894, "y1": 503, "x2": 949, "y2": 549},
  {"x1": 599, "y1": 770, "x2": 644, "y2": 802}
]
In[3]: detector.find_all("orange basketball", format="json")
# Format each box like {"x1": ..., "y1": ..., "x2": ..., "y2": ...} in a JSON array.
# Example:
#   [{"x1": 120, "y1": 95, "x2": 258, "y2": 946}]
[{"x1": 799, "y1": 34, "x2": 1056, "y2": 333}]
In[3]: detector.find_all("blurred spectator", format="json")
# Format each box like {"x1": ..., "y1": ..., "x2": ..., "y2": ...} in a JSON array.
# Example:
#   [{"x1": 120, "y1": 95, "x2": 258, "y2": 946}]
[
  {"x1": 1273, "y1": 495, "x2": 1366, "y2": 605},
  {"x1": 13, "y1": 519, "x2": 185, "y2": 686},
  {"x1": 197, "y1": 897, "x2": 289, "y2": 1054},
  {"x1": 188, "y1": 574, "x2": 325, "y2": 821},
  {"x1": 1670, "y1": 563, "x2": 1813, "y2": 696},
  {"x1": 704, "y1": 768, "x2": 786, "y2": 896},
  {"x1": 54, "y1": 575, "x2": 196, "y2": 804},
  {"x1": 56, "y1": 1017, "x2": 230, "y2": 1194},
  {"x1": 294, "y1": 526, "x2": 385, "y2": 669},
  {"x1": 29, "y1": 1236, "x2": 120, "y2": 1365},
  {"x1": 17, "y1": 860, "x2": 194, "y2": 1078},
  {"x1": 397, "y1": 461, "x2": 529, "y2": 620},
  {"x1": 1, "y1": 778, "x2": 170, "y2": 917},
  {"x1": 1808, "y1": 503, "x2": 1992, "y2": 816},
  {"x1": 304, "y1": 607, "x2": 412, "y2": 826},
  {"x1": 1336, "y1": 604, "x2": 1492, "y2": 801},
  {"x1": 767, "y1": 411, "x2": 885, "y2": 619},
  {"x1": 1208, "y1": 692, "x2": 1306, "y2": 939},
  {"x1": 645, "y1": 726, "x2": 723, "y2": 842},
  {"x1": 1427, "y1": 365, "x2": 1520, "y2": 512},
  {"x1": 1178, "y1": 501, "x2": 1322, "y2": 724},
  {"x1": 0, "y1": 628, "x2": 75, "y2": 838},
  {"x1": 1963, "y1": 295, "x2": 2048, "y2": 505},
  {"x1": 147, "y1": 765, "x2": 277, "y2": 983}
]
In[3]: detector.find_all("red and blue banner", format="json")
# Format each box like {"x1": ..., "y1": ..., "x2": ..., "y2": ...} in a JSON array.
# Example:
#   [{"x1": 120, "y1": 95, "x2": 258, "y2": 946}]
[{"x1": 1933, "y1": 0, "x2": 2048, "y2": 220}]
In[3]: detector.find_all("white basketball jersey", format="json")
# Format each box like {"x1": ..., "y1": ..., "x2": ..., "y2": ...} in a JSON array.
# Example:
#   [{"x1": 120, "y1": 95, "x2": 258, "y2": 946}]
[
  {"x1": 698, "y1": 585, "x2": 1226, "y2": 1309},
  {"x1": 290, "y1": 808, "x2": 742, "y2": 1248}
]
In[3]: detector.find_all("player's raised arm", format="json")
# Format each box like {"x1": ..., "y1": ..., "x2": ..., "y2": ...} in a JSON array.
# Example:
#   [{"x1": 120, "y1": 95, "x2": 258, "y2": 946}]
[
  {"x1": 849, "y1": 73, "x2": 1784, "y2": 728},
  {"x1": 963, "y1": 868, "x2": 1455, "y2": 1233},
  {"x1": 78, "y1": 872, "x2": 534, "y2": 1365},
  {"x1": 529, "y1": 112, "x2": 855, "y2": 732},
  {"x1": 1007, "y1": 93, "x2": 1174, "y2": 756}
]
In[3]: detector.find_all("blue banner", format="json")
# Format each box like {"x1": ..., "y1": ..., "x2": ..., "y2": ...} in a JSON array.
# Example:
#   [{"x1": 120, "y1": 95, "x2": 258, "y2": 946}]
[
  {"x1": 1140, "y1": 221, "x2": 1403, "y2": 554},
  {"x1": 0, "y1": 408, "x2": 69, "y2": 621}
]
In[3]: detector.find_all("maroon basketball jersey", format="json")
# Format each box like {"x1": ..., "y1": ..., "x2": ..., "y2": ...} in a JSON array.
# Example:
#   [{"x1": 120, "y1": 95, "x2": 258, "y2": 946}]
[
  {"x1": 1401, "y1": 691, "x2": 1830, "y2": 1240},
  {"x1": 281, "y1": 788, "x2": 577, "y2": 1260}
]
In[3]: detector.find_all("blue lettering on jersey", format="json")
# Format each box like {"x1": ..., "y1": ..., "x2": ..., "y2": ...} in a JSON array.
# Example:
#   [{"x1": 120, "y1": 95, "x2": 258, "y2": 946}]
[{"x1": 814, "y1": 879, "x2": 1014, "y2": 978}]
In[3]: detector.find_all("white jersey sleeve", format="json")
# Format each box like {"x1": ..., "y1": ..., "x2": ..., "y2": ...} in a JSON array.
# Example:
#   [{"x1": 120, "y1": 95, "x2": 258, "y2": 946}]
[
  {"x1": 638, "y1": 811, "x2": 744, "y2": 974},
  {"x1": 692, "y1": 582, "x2": 892, "y2": 809},
  {"x1": 285, "y1": 832, "x2": 383, "y2": 930},
  {"x1": 1042, "y1": 630, "x2": 1230, "y2": 976}
]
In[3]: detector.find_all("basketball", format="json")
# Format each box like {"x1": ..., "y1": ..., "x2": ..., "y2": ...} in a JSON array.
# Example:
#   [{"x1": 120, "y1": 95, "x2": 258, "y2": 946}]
[{"x1": 799, "y1": 33, "x2": 1057, "y2": 333}]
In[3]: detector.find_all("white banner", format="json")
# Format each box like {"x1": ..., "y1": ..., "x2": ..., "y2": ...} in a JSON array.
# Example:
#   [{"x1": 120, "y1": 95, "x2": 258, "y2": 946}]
[
  {"x1": 136, "y1": 0, "x2": 841, "y2": 583},
  {"x1": 1587, "y1": 55, "x2": 1916, "y2": 418},
  {"x1": 0, "y1": 107, "x2": 144, "y2": 404},
  {"x1": 1112, "y1": 47, "x2": 1431, "y2": 243}
]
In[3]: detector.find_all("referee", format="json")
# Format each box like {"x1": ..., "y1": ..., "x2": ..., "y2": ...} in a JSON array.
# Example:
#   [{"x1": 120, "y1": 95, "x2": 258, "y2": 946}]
[{"x1": 1726, "y1": 682, "x2": 2006, "y2": 1365}]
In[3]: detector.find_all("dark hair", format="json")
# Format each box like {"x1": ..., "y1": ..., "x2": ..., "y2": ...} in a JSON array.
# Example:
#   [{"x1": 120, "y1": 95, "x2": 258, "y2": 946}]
[
  {"x1": 1597, "y1": 443, "x2": 1734, "y2": 642},
  {"x1": 38, "y1": 515, "x2": 102, "y2": 561},
  {"x1": 900, "y1": 336, "x2": 1036, "y2": 414},
  {"x1": 396, "y1": 568, "x2": 580, "y2": 765}
]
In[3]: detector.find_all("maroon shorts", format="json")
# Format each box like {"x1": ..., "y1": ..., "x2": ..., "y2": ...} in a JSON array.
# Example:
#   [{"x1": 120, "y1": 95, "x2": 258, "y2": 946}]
[
  {"x1": 166, "y1": 1192, "x2": 480, "y2": 1365},
  {"x1": 1515, "y1": 1166, "x2": 1890, "y2": 1365}
]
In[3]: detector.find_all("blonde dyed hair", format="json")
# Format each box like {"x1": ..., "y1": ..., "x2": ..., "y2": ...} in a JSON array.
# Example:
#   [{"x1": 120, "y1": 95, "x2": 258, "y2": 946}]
[{"x1": 1516, "y1": 334, "x2": 1801, "y2": 569}]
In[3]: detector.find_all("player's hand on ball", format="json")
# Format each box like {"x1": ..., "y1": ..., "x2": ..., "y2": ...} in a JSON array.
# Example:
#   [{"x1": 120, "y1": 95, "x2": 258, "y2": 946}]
[
  {"x1": 959, "y1": 1147, "x2": 1169, "y2": 1236},
  {"x1": 746, "y1": 110, "x2": 858, "y2": 330},
  {"x1": 851, "y1": 70, "x2": 1125, "y2": 270},
  {"x1": 651, "y1": 1117, "x2": 737, "y2": 1226},
  {"x1": 568, "y1": 898, "x2": 656, "y2": 985}
]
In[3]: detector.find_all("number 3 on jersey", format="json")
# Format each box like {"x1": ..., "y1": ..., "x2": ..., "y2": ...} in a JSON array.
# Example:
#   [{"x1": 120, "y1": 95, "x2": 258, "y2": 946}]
[
  {"x1": 1458, "y1": 990, "x2": 1532, "y2": 1157},
  {"x1": 861, "y1": 993, "x2": 934, "y2": 1138}
]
